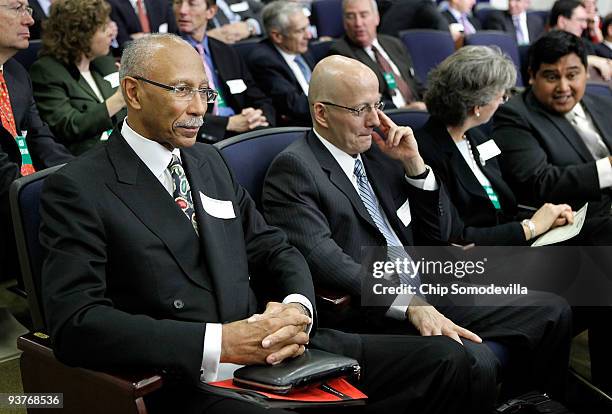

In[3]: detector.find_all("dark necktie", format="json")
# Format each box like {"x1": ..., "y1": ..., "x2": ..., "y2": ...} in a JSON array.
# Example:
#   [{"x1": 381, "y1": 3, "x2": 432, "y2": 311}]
[
  {"x1": 168, "y1": 154, "x2": 199, "y2": 235},
  {"x1": 371, "y1": 45, "x2": 413, "y2": 104}
]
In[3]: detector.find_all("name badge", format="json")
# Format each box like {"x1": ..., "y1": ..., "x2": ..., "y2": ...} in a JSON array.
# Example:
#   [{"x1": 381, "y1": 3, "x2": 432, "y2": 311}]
[
  {"x1": 158, "y1": 23, "x2": 168, "y2": 33},
  {"x1": 476, "y1": 140, "x2": 501, "y2": 164},
  {"x1": 199, "y1": 192, "x2": 236, "y2": 219},
  {"x1": 229, "y1": 1, "x2": 249, "y2": 12},
  {"x1": 396, "y1": 198, "x2": 412, "y2": 227},
  {"x1": 226, "y1": 79, "x2": 247, "y2": 94}
]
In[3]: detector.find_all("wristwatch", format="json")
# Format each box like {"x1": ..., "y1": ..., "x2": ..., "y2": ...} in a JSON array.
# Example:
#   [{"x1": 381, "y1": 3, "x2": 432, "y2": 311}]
[{"x1": 521, "y1": 219, "x2": 537, "y2": 240}]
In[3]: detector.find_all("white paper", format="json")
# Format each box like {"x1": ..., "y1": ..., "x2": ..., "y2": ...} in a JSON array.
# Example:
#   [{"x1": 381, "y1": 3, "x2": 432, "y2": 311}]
[
  {"x1": 226, "y1": 79, "x2": 247, "y2": 94},
  {"x1": 103, "y1": 72, "x2": 120, "y2": 88},
  {"x1": 158, "y1": 23, "x2": 168, "y2": 33},
  {"x1": 199, "y1": 192, "x2": 236, "y2": 219},
  {"x1": 396, "y1": 198, "x2": 412, "y2": 227},
  {"x1": 476, "y1": 139, "x2": 501, "y2": 162},
  {"x1": 229, "y1": 1, "x2": 249, "y2": 12},
  {"x1": 531, "y1": 203, "x2": 588, "y2": 247}
]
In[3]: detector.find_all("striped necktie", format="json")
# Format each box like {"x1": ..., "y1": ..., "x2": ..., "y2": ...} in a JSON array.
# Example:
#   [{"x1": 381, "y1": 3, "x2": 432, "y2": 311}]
[{"x1": 354, "y1": 158, "x2": 421, "y2": 288}]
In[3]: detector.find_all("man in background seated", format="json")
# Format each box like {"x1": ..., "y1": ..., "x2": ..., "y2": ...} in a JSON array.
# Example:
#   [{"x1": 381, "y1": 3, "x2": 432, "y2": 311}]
[
  {"x1": 494, "y1": 30, "x2": 612, "y2": 220},
  {"x1": 174, "y1": 0, "x2": 274, "y2": 142},
  {"x1": 248, "y1": 1, "x2": 313, "y2": 126},
  {"x1": 594, "y1": 13, "x2": 612, "y2": 59},
  {"x1": 207, "y1": 0, "x2": 263, "y2": 44},
  {"x1": 441, "y1": 0, "x2": 481, "y2": 37},
  {"x1": 378, "y1": 0, "x2": 449, "y2": 38},
  {"x1": 262, "y1": 54, "x2": 572, "y2": 411},
  {"x1": 107, "y1": 0, "x2": 178, "y2": 50},
  {"x1": 0, "y1": 0, "x2": 73, "y2": 281},
  {"x1": 40, "y1": 33, "x2": 473, "y2": 414},
  {"x1": 28, "y1": 0, "x2": 49, "y2": 40},
  {"x1": 330, "y1": 0, "x2": 426, "y2": 111},
  {"x1": 484, "y1": 0, "x2": 545, "y2": 45},
  {"x1": 548, "y1": 0, "x2": 612, "y2": 80}
]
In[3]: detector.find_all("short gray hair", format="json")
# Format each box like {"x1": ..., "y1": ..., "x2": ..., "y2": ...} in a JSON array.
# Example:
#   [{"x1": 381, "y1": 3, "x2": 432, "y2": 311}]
[
  {"x1": 424, "y1": 46, "x2": 517, "y2": 126},
  {"x1": 341, "y1": 0, "x2": 378, "y2": 17},
  {"x1": 119, "y1": 33, "x2": 187, "y2": 81},
  {"x1": 262, "y1": 1, "x2": 306, "y2": 36}
]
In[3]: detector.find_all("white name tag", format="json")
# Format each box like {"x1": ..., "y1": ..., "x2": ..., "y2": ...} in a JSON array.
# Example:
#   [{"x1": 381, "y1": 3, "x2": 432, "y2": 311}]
[
  {"x1": 104, "y1": 72, "x2": 120, "y2": 88},
  {"x1": 396, "y1": 198, "x2": 412, "y2": 227},
  {"x1": 226, "y1": 79, "x2": 247, "y2": 94},
  {"x1": 476, "y1": 139, "x2": 501, "y2": 162},
  {"x1": 199, "y1": 192, "x2": 236, "y2": 219},
  {"x1": 158, "y1": 23, "x2": 168, "y2": 33},
  {"x1": 229, "y1": 1, "x2": 249, "y2": 12}
]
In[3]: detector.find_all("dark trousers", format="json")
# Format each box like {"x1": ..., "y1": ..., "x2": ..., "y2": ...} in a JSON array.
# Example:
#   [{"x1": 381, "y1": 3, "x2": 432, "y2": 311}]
[{"x1": 147, "y1": 334, "x2": 471, "y2": 414}]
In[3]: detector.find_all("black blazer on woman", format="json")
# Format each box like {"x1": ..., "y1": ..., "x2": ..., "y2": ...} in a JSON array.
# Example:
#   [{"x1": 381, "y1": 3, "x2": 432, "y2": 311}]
[{"x1": 416, "y1": 117, "x2": 525, "y2": 245}]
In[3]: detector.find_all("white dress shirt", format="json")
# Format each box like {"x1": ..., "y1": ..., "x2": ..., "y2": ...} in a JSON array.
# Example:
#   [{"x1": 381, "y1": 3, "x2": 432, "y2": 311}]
[
  {"x1": 121, "y1": 120, "x2": 314, "y2": 382},
  {"x1": 314, "y1": 128, "x2": 437, "y2": 319},
  {"x1": 564, "y1": 103, "x2": 612, "y2": 189},
  {"x1": 274, "y1": 45, "x2": 310, "y2": 95}
]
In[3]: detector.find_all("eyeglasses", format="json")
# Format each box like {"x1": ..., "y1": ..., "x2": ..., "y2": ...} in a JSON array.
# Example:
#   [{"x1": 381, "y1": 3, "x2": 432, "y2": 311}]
[
  {"x1": 320, "y1": 101, "x2": 385, "y2": 117},
  {"x1": 0, "y1": 3, "x2": 33, "y2": 17},
  {"x1": 133, "y1": 76, "x2": 218, "y2": 103}
]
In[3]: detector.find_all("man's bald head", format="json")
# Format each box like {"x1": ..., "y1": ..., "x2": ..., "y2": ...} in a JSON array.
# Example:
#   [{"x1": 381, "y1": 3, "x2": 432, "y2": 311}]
[{"x1": 308, "y1": 55, "x2": 378, "y2": 118}]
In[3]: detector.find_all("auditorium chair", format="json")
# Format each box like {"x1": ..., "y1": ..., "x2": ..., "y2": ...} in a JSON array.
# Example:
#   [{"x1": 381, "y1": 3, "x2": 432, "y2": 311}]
[
  {"x1": 384, "y1": 108, "x2": 430, "y2": 130},
  {"x1": 464, "y1": 31, "x2": 524, "y2": 86},
  {"x1": 10, "y1": 166, "x2": 163, "y2": 414},
  {"x1": 399, "y1": 30, "x2": 455, "y2": 87},
  {"x1": 311, "y1": 0, "x2": 344, "y2": 38},
  {"x1": 13, "y1": 39, "x2": 42, "y2": 70}
]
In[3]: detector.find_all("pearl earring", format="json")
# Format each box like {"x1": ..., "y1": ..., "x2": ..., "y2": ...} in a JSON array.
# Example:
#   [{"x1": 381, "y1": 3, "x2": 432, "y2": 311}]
[{"x1": 475, "y1": 111, "x2": 480, "y2": 118}]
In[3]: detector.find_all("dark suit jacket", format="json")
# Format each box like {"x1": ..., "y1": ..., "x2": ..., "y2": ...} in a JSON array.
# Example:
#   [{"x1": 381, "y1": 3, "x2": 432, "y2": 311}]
[
  {"x1": 208, "y1": 0, "x2": 263, "y2": 33},
  {"x1": 29, "y1": 55, "x2": 126, "y2": 155},
  {"x1": 493, "y1": 90, "x2": 612, "y2": 218},
  {"x1": 247, "y1": 39, "x2": 313, "y2": 126},
  {"x1": 594, "y1": 42, "x2": 612, "y2": 59},
  {"x1": 328, "y1": 35, "x2": 424, "y2": 109},
  {"x1": 483, "y1": 11, "x2": 544, "y2": 44},
  {"x1": 442, "y1": 9, "x2": 482, "y2": 31},
  {"x1": 198, "y1": 36, "x2": 275, "y2": 142},
  {"x1": 28, "y1": 0, "x2": 47, "y2": 40},
  {"x1": 40, "y1": 127, "x2": 360, "y2": 388},
  {"x1": 107, "y1": 0, "x2": 178, "y2": 49},
  {"x1": 416, "y1": 117, "x2": 525, "y2": 245},
  {"x1": 262, "y1": 131, "x2": 452, "y2": 297},
  {"x1": 0, "y1": 58, "x2": 73, "y2": 279},
  {"x1": 379, "y1": 0, "x2": 449, "y2": 37}
]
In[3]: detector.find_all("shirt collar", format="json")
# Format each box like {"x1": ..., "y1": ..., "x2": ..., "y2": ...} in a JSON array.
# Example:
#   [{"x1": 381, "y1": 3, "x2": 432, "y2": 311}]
[
  {"x1": 121, "y1": 119, "x2": 180, "y2": 178},
  {"x1": 183, "y1": 35, "x2": 210, "y2": 55},
  {"x1": 313, "y1": 128, "x2": 363, "y2": 179},
  {"x1": 447, "y1": 7, "x2": 464, "y2": 20}
]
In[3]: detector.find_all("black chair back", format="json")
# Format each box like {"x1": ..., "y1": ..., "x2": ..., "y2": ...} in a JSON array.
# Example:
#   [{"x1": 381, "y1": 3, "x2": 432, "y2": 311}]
[{"x1": 13, "y1": 39, "x2": 42, "y2": 70}]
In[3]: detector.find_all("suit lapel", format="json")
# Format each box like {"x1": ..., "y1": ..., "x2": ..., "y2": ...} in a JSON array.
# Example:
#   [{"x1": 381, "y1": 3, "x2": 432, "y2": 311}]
[
  {"x1": 105, "y1": 131, "x2": 212, "y2": 291},
  {"x1": 181, "y1": 149, "x2": 249, "y2": 320},
  {"x1": 582, "y1": 95, "x2": 612, "y2": 151},
  {"x1": 525, "y1": 91, "x2": 593, "y2": 162},
  {"x1": 307, "y1": 133, "x2": 379, "y2": 231}
]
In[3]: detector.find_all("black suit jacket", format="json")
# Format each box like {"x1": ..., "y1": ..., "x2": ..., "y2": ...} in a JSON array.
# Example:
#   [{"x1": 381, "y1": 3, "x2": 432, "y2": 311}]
[
  {"x1": 379, "y1": 0, "x2": 449, "y2": 37},
  {"x1": 594, "y1": 42, "x2": 612, "y2": 59},
  {"x1": 28, "y1": 0, "x2": 47, "y2": 40},
  {"x1": 493, "y1": 90, "x2": 612, "y2": 217},
  {"x1": 107, "y1": 0, "x2": 178, "y2": 49},
  {"x1": 483, "y1": 11, "x2": 544, "y2": 44},
  {"x1": 40, "y1": 127, "x2": 360, "y2": 387},
  {"x1": 416, "y1": 117, "x2": 525, "y2": 245},
  {"x1": 247, "y1": 39, "x2": 313, "y2": 126},
  {"x1": 442, "y1": 9, "x2": 482, "y2": 31},
  {"x1": 1, "y1": 58, "x2": 73, "y2": 279},
  {"x1": 197, "y1": 36, "x2": 275, "y2": 141},
  {"x1": 262, "y1": 131, "x2": 452, "y2": 296},
  {"x1": 328, "y1": 35, "x2": 423, "y2": 109}
]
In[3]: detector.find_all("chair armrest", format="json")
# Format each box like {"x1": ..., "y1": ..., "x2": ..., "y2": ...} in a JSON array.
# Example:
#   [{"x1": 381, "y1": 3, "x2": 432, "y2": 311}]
[{"x1": 18, "y1": 332, "x2": 163, "y2": 414}]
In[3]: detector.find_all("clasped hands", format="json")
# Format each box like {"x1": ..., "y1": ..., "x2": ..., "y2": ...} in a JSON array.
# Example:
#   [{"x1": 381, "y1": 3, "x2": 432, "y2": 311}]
[{"x1": 220, "y1": 302, "x2": 311, "y2": 366}]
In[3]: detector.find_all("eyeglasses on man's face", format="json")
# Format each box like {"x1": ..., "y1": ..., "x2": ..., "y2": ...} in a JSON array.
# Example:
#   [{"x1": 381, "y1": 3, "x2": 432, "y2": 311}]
[
  {"x1": 134, "y1": 76, "x2": 218, "y2": 103},
  {"x1": 0, "y1": 2, "x2": 33, "y2": 17},
  {"x1": 320, "y1": 101, "x2": 385, "y2": 117}
]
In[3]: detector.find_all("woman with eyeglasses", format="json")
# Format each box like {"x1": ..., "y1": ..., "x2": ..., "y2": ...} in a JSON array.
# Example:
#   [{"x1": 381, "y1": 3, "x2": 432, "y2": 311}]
[
  {"x1": 29, "y1": 0, "x2": 126, "y2": 155},
  {"x1": 415, "y1": 46, "x2": 574, "y2": 245}
]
